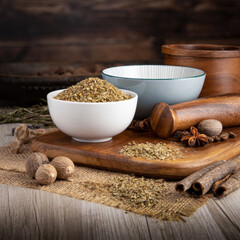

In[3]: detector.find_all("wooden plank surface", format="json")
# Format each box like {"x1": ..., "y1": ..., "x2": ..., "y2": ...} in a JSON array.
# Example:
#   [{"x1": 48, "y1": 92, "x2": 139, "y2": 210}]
[
  {"x1": 147, "y1": 204, "x2": 227, "y2": 240},
  {"x1": 1, "y1": 0, "x2": 239, "y2": 41},
  {"x1": 0, "y1": 123, "x2": 240, "y2": 240},
  {"x1": 0, "y1": 184, "x2": 151, "y2": 240},
  {"x1": 0, "y1": 1, "x2": 239, "y2": 63},
  {"x1": 32, "y1": 127, "x2": 240, "y2": 179}
]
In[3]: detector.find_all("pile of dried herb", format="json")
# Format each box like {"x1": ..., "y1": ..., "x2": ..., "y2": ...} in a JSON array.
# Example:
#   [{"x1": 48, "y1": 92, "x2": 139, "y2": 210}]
[
  {"x1": 120, "y1": 141, "x2": 182, "y2": 160},
  {"x1": 54, "y1": 77, "x2": 132, "y2": 102},
  {"x1": 109, "y1": 175, "x2": 167, "y2": 207},
  {"x1": 0, "y1": 102, "x2": 54, "y2": 127}
]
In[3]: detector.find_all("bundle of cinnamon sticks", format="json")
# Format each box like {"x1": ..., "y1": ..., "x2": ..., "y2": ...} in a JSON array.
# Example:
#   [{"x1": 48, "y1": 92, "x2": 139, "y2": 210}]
[{"x1": 175, "y1": 158, "x2": 240, "y2": 197}]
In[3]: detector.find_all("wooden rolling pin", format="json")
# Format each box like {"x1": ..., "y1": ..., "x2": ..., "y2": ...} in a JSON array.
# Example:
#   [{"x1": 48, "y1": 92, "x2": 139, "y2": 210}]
[{"x1": 150, "y1": 93, "x2": 240, "y2": 138}]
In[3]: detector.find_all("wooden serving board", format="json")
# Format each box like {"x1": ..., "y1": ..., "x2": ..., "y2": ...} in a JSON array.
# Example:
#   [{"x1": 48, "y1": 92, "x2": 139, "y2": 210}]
[{"x1": 32, "y1": 128, "x2": 240, "y2": 179}]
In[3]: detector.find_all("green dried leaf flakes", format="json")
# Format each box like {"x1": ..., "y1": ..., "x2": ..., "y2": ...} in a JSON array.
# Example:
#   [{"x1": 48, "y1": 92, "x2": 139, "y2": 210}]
[
  {"x1": 120, "y1": 141, "x2": 182, "y2": 160},
  {"x1": 54, "y1": 77, "x2": 131, "y2": 102}
]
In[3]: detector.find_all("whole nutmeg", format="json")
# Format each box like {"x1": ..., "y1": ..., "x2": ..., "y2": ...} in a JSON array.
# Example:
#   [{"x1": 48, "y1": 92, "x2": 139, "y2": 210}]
[
  {"x1": 51, "y1": 156, "x2": 75, "y2": 179},
  {"x1": 35, "y1": 164, "x2": 57, "y2": 185},
  {"x1": 26, "y1": 152, "x2": 49, "y2": 178},
  {"x1": 198, "y1": 119, "x2": 223, "y2": 137}
]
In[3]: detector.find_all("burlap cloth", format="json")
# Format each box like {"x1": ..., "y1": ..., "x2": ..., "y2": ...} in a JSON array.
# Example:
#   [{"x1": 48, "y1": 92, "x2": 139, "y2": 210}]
[{"x1": 0, "y1": 142, "x2": 210, "y2": 222}]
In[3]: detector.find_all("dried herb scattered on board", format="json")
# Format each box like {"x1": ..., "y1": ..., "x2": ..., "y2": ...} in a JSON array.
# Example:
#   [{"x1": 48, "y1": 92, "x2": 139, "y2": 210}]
[
  {"x1": 120, "y1": 141, "x2": 183, "y2": 160},
  {"x1": 55, "y1": 77, "x2": 131, "y2": 102}
]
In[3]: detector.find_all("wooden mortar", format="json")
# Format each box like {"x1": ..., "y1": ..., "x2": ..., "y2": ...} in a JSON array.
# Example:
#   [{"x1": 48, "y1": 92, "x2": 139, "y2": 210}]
[{"x1": 161, "y1": 44, "x2": 240, "y2": 97}]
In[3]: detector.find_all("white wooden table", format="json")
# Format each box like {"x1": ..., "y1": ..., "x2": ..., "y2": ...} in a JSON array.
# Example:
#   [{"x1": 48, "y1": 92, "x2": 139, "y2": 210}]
[{"x1": 0, "y1": 123, "x2": 239, "y2": 240}]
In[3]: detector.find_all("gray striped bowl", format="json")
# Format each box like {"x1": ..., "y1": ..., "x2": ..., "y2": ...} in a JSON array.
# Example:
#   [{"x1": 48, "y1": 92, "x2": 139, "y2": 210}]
[{"x1": 102, "y1": 65, "x2": 205, "y2": 119}]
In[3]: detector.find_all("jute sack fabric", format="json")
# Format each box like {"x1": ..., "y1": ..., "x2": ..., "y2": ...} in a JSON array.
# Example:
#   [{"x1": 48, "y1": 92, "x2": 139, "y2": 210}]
[{"x1": 0, "y1": 143, "x2": 210, "y2": 221}]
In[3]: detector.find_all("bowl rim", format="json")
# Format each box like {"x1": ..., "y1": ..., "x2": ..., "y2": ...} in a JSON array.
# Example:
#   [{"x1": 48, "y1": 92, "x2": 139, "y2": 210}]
[
  {"x1": 47, "y1": 89, "x2": 138, "y2": 105},
  {"x1": 102, "y1": 65, "x2": 206, "y2": 81},
  {"x1": 162, "y1": 44, "x2": 240, "y2": 58}
]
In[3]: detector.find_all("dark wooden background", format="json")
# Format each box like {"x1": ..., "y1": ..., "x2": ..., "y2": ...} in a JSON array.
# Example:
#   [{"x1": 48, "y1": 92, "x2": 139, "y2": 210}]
[{"x1": 0, "y1": 0, "x2": 239, "y2": 64}]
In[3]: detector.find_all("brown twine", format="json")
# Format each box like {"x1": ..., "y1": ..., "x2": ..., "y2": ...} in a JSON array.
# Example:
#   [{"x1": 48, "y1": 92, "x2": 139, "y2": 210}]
[
  {"x1": 0, "y1": 143, "x2": 210, "y2": 222},
  {"x1": 12, "y1": 124, "x2": 46, "y2": 154}
]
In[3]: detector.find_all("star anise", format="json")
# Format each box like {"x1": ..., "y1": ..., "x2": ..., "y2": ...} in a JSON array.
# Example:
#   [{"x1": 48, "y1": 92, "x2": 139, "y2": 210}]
[
  {"x1": 128, "y1": 118, "x2": 151, "y2": 132},
  {"x1": 172, "y1": 130, "x2": 190, "y2": 141},
  {"x1": 181, "y1": 126, "x2": 209, "y2": 147}
]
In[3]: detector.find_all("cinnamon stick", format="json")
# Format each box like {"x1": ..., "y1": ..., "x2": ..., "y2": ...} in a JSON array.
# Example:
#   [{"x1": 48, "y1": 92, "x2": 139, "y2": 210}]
[
  {"x1": 175, "y1": 161, "x2": 225, "y2": 193},
  {"x1": 192, "y1": 159, "x2": 240, "y2": 197},
  {"x1": 211, "y1": 174, "x2": 231, "y2": 193},
  {"x1": 214, "y1": 169, "x2": 240, "y2": 197}
]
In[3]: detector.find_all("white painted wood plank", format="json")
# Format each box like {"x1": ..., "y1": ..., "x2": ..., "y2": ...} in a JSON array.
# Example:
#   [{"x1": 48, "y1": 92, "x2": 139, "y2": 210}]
[
  {"x1": 0, "y1": 184, "x2": 151, "y2": 240},
  {"x1": 204, "y1": 197, "x2": 240, "y2": 240},
  {"x1": 0, "y1": 123, "x2": 19, "y2": 146},
  {"x1": 212, "y1": 190, "x2": 240, "y2": 232},
  {"x1": 0, "y1": 184, "x2": 14, "y2": 240},
  {"x1": 146, "y1": 202, "x2": 230, "y2": 240}
]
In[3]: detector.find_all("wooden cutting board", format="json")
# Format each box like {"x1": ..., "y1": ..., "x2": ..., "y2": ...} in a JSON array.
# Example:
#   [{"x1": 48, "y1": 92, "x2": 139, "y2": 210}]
[{"x1": 32, "y1": 128, "x2": 240, "y2": 179}]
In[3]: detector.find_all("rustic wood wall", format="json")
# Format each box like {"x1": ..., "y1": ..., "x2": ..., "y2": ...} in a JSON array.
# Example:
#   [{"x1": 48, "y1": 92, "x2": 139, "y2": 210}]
[{"x1": 0, "y1": 0, "x2": 239, "y2": 63}]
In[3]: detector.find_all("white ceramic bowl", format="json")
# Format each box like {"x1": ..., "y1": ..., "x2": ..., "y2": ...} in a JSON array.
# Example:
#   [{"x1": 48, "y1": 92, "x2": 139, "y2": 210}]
[
  {"x1": 47, "y1": 89, "x2": 138, "y2": 142},
  {"x1": 102, "y1": 65, "x2": 206, "y2": 119}
]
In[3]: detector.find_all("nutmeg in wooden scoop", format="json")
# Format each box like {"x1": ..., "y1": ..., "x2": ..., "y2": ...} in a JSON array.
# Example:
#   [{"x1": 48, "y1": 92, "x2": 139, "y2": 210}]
[{"x1": 198, "y1": 119, "x2": 223, "y2": 136}]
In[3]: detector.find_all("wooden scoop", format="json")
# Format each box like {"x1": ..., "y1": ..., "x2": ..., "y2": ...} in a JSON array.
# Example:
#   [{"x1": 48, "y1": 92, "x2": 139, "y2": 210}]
[{"x1": 150, "y1": 93, "x2": 240, "y2": 138}]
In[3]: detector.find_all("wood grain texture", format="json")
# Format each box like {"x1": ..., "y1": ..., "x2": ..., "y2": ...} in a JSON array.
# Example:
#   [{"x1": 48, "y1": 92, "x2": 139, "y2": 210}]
[
  {"x1": 0, "y1": 39, "x2": 158, "y2": 63},
  {"x1": 213, "y1": 191, "x2": 240, "y2": 232},
  {"x1": 162, "y1": 44, "x2": 240, "y2": 97},
  {"x1": 147, "y1": 204, "x2": 225, "y2": 240},
  {"x1": 206, "y1": 198, "x2": 240, "y2": 239},
  {"x1": 0, "y1": 184, "x2": 150, "y2": 240},
  {"x1": 0, "y1": 0, "x2": 239, "y2": 41},
  {"x1": 151, "y1": 93, "x2": 240, "y2": 138},
  {"x1": 0, "y1": 0, "x2": 240, "y2": 63},
  {"x1": 0, "y1": 123, "x2": 19, "y2": 146},
  {"x1": 32, "y1": 127, "x2": 240, "y2": 179},
  {"x1": 147, "y1": 201, "x2": 240, "y2": 240},
  {"x1": 0, "y1": 123, "x2": 240, "y2": 239}
]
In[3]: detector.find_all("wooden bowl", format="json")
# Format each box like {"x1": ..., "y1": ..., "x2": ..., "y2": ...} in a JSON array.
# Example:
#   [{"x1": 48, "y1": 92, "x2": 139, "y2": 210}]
[
  {"x1": 162, "y1": 44, "x2": 240, "y2": 97},
  {"x1": 0, "y1": 63, "x2": 102, "y2": 106}
]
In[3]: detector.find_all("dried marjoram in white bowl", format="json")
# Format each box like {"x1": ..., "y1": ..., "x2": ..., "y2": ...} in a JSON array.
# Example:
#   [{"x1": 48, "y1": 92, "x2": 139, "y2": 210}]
[
  {"x1": 47, "y1": 77, "x2": 138, "y2": 143},
  {"x1": 54, "y1": 77, "x2": 131, "y2": 102}
]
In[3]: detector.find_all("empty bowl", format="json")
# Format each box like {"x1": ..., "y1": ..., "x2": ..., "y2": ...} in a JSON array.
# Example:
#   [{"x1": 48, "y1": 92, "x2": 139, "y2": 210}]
[
  {"x1": 102, "y1": 65, "x2": 205, "y2": 119},
  {"x1": 47, "y1": 89, "x2": 138, "y2": 142}
]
